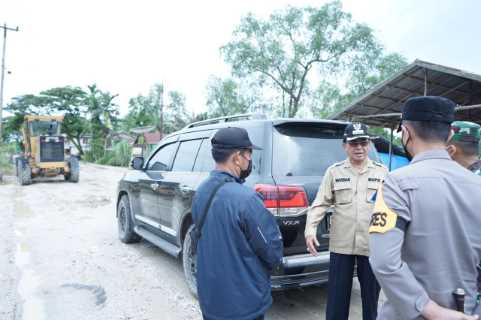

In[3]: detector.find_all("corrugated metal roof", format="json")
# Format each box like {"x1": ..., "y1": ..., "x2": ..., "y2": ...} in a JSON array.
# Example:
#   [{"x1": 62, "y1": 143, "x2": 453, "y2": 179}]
[{"x1": 329, "y1": 60, "x2": 481, "y2": 127}]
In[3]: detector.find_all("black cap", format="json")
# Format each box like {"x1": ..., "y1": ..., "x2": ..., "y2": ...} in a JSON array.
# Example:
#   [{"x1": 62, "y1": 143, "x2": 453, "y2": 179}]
[
  {"x1": 211, "y1": 127, "x2": 262, "y2": 150},
  {"x1": 344, "y1": 123, "x2": 370, "y2": 142},
  {"x1": 398, "y1": 96, "x2": 456, "y2": 131}
]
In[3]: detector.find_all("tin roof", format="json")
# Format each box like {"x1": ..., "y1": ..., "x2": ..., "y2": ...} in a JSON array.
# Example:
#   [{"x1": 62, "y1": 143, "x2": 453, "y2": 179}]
[{"x1": 329, "y1": 60, "x2": 481, "y2": 127}]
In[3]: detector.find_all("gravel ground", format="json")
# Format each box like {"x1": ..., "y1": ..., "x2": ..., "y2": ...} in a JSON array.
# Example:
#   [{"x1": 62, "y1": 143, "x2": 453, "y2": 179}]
[{"x1": 0, "y1": 162, "x2": 374, "y2": 320}]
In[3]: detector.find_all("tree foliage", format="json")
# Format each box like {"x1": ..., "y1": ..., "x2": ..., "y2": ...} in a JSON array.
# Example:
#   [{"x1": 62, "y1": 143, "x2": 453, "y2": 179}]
[
  {"x1": 123, "y1": 83, "x2": 192, "y2": 134},
  {"x1": 5, "y1": 86, "x2": 90, "y2": 154},
  {"x1": 206, "y1": 76, "x2": 249, "y2": 117},
  {"x1": 222, "y1": 1, "x2": 384, "y2": 117},
  {"x1": 85, "y1": 84, "x2": 120, "y2": 159}
]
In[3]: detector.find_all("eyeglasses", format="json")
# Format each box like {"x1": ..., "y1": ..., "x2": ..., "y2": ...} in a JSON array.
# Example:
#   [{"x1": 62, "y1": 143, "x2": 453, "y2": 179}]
[{"x1": 347, "y1": 140, "x2": 369, "y2": 147}]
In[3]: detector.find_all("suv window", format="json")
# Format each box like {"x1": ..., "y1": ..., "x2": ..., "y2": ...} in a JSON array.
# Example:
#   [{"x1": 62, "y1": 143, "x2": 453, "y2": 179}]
[
  {"x1": 172, "y1": 139, "x2": 202, "y2": 172},
  {"x1": 193, "y1": 139, "x2": 215, "y2": 172},
  {"x1": 148, "y1": 142, "x2": 179, "y2": 171},
  {"x1": 272, "y1": 123, "x2": 377, "y2": 176}
]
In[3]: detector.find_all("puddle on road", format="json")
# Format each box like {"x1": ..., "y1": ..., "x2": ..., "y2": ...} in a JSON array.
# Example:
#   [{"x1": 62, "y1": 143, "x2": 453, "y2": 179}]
[
  {"x1": 60, "y1": 283, "x2": 107, "y2": 307},
  {"x1": 15, "y1": 242, "x2": 47, "y2": 320}
]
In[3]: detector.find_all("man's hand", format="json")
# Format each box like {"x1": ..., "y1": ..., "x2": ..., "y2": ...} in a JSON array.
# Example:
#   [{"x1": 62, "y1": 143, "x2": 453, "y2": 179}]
[
  {"x1": 422, "y1": 300, "x2": 479, "y2": 320},
  {"x1": 305, "y1": 235, "x2": 320, "y2": 256}
]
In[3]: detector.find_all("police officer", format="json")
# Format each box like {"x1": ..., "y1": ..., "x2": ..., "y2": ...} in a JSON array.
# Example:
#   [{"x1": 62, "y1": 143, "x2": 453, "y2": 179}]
[
  {"x1": 192, "y1": 127, "x2": 283, "y2": 320},
  {"x1": 305, "y1": 123, "x2": 388, "y2": 320},
  {"x1": 447, "y1": 121, "x2": 481, "y2": 175},
  {"x1": 447, "y1": 121, "x2": 481, "y2": 303},
  {"x1": 369, "y1": 96, "x2": 481, "y2": 319}
]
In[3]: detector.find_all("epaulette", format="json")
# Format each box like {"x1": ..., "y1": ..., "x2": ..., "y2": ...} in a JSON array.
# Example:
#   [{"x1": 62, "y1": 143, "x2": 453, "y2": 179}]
[
  {"x1": 373, "y1": 161, "x2": 384, "y2": 167},
  {"x1": 333, "y1": 161, "x2": 345, "y2": 167}
]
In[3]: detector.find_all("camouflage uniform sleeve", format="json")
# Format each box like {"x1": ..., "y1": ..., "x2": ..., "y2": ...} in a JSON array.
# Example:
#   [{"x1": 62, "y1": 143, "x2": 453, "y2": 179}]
[
  {"x1": 369, "y1": 174, "x2": 430, "y2": 319},
  {"x1": 305, "y1": 166, "x2": 334, "y2": 237}
]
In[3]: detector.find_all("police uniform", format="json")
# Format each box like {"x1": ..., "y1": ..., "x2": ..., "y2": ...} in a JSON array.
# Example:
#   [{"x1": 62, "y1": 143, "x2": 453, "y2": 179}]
[
  {"x1": 451, "y1": 121, "x2": 481, "y2": 303},
  {"x1": 369, "y1": 97, "x2": 481, "y2": 319},
  {"x1": 451, "y1": 121, "x2": 481, "y2": 176},
  {"x1": 305, "y1": 123, "x2": 388, "y2": 320}
]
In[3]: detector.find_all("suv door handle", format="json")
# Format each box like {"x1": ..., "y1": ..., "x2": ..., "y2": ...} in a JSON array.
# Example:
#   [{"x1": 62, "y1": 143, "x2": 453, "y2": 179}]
[{"x1": 150, "y1": 183, "x2": 159, "y2": 191}]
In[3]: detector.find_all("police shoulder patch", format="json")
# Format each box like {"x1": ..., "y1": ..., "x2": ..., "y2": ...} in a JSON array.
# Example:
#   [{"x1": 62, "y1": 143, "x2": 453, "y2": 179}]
[{"x1": 369, "y1": 185, "x2": 398, "y2": 234}]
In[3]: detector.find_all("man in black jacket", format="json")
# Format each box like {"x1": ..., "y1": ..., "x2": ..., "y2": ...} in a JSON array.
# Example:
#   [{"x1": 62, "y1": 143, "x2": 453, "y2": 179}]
[{"x1": 192, "y1": 127, "x2": 283, "y2": 320}]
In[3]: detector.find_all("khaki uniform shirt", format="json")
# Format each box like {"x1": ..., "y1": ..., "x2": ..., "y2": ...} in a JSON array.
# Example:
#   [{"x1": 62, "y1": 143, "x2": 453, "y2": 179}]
[{"x1": 305, "y1": 158, "x2": 387, "y2": 256}]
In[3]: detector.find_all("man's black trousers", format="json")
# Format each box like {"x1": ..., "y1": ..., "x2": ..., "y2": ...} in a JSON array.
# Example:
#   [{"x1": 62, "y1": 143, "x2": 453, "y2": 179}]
[{"x1": 326, "y1": 252, "x2": 380, "y2": 320}]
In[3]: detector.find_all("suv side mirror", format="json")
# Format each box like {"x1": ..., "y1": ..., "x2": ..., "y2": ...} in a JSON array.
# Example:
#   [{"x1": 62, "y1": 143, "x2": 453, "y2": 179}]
[{"x1": 131, "y1": 156, "x2": 144, "y2": 170}]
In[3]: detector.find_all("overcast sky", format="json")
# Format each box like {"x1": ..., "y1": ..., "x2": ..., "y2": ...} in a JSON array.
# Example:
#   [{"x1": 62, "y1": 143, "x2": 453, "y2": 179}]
[{"x1": 2, "y1": 0, "x2": 480, "y2": 116}]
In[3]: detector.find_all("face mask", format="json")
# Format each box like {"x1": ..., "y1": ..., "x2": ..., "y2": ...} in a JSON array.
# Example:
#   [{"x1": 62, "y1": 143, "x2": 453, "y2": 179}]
[
  {"x1": 401, "y1": 129, "x2": 413, "y2": 162},
  {"x1": 239, "y1": 158, "x2": 252, "y2": 180}
]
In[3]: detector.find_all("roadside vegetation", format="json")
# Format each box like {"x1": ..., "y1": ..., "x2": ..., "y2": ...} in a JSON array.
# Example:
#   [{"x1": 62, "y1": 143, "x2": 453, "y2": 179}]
[{"x1": 0, "y1": 143, "x2": 16, "y2": 176}]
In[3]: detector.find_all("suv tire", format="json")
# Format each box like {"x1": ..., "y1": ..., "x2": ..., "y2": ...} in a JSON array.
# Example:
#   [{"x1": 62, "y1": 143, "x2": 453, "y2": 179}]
[
  {"x1": 117, "y1": 195, "x2": 141, "y2": 243},
  {"x1": 182, "y1": 224, "x2": 198, "y2": 298}
]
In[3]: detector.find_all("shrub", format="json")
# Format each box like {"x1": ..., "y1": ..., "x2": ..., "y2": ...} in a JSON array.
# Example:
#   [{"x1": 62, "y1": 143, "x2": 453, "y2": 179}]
[
  {"x1": 97, "y1": 141, "x2": 132, "y2": 167},
  {"x1": 0, "y1": 143, "x2": 17, "y2": 175}
]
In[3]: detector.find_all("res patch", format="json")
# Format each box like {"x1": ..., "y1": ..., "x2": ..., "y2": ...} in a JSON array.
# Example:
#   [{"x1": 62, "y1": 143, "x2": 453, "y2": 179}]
[{"x1": 369, "y1": 186, "x2": 398, "y2": 234}]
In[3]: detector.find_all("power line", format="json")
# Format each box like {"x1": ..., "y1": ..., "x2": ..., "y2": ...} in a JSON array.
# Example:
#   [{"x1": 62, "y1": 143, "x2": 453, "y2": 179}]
[{"x1": 0, "y1": 23, "x2": 20, "y2": 143}]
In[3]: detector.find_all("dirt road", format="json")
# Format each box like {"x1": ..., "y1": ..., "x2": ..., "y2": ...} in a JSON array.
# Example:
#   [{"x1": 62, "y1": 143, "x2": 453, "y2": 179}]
[{"x1": 0, "y1": 162, "x2": 370, "y2": 320}]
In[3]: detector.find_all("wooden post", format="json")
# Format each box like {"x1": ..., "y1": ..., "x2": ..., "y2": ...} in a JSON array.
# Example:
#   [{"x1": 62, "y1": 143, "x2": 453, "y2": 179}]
[{"x1": 389, "y1": 126, "x2": 394, "y2": 171}]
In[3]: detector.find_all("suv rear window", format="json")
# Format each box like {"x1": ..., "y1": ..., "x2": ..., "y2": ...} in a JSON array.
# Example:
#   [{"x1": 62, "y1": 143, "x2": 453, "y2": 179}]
[{"x1": 272, "y1": 123, "x2": 377, "y2": 177}]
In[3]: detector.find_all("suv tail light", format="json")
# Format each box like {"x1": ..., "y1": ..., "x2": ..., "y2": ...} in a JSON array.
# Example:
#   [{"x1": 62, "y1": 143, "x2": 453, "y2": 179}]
[{"x1": 255, "y1": 184, "x2": 309, "y2": 217}]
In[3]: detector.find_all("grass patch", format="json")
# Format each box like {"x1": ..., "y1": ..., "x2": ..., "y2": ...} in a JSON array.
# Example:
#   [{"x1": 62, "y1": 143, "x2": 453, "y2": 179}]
[
  {"x1": 0, "y1": 143, "x2": 17, "y2": 175},
  {"x1": 84, "y1": 141, "x2": 132, "y2": 167}
]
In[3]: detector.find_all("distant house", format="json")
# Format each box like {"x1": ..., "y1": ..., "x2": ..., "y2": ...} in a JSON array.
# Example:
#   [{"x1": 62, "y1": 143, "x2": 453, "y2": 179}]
[
  {"x1": 131, "y1": 126, "x2": 163, "y2": 157},
  {"x1": 66, "y1": 134, "x2": 92, "y2": 155}
]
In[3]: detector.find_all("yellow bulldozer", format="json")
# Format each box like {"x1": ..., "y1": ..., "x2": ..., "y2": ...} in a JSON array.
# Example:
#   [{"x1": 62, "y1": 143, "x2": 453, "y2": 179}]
[{"x1": 15, "y1": 115, "x2": 79, "y2": 185}]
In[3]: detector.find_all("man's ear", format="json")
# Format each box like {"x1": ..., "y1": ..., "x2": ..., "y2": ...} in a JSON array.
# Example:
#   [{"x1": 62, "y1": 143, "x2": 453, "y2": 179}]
[
  {"x1": 446, "y1": 144, "x2": 456, "y2": 158},
  {"x1": 232, "y1": 150, "x2": 242, "y2": 165}
]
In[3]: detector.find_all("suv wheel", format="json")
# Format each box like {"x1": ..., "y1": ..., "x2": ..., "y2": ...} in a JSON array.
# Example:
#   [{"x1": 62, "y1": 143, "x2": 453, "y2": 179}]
[
  {"x1": 117, "y1": 195, "x2": 141, "y2": 243},
  {"x1": 182, "y1": 224, "x2": 198, "y2": 298}
]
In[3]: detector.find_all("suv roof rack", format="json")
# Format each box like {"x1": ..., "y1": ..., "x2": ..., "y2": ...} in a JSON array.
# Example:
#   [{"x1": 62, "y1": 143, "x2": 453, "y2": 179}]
[{"x1": 184, "y1": 113, "x2": 268, "y2": 129}]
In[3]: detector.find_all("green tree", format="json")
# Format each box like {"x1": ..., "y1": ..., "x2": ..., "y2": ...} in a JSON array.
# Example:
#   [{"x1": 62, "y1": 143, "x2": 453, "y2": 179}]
[
  {"x1": 206, "y1": 76, "x2": 249, "y2": 117},
  {"x1": 5, "y1": 87, "x2": 90, "y2": 154},
  {"x1": 347, "y1": 53, "x2": 409, "y2": 99},
  {"x1": 41, "y1": 87, "x2": 89, "y2": 154},
  {"x1": 164, "y1": 90, "x2": 190, "y2": 133},
  {"x1": 222, "y1": 1, "x2": 382, "y2": 117},
  {"x1": 309, "y1": 53, "x2": 408, "y2": 119},
  {"x1": 123, "y1": 83, "x2": 192, "y2": 134},
  {"x1": 85, "y1": 84, "x2": 119, "y2": 159}
]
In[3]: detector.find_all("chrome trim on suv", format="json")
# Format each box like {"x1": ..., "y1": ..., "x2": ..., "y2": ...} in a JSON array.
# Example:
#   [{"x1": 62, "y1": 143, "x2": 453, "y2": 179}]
[{"x1": 282, "y1": 252, "x2": 330, "y2": 268}]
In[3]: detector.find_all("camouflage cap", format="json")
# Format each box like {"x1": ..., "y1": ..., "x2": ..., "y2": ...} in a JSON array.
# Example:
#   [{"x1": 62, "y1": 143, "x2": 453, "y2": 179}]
[{"x1": 451, "y1": 121, "x2": 481, "y2": 142}]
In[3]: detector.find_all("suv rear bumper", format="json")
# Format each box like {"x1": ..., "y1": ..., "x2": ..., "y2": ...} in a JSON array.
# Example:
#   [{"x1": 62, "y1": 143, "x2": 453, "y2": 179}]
[{"x1": 271, "y1": 251, "x2": 330, "y2": 290}]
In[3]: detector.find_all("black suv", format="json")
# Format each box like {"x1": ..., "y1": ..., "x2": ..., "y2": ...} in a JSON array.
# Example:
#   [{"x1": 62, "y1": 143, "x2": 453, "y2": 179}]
[{"x1": 116, "y1": 114, "x2": 378, "y2": 295}]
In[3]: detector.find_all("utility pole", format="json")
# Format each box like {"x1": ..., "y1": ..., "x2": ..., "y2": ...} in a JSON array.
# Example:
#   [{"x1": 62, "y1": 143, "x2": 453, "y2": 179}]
[
  {"x1": 159, "y1": 83, "x2": 164, "y2": 138},
  {"x1": 0, "y1": 23, "x2": 19, "y2": 143}
]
